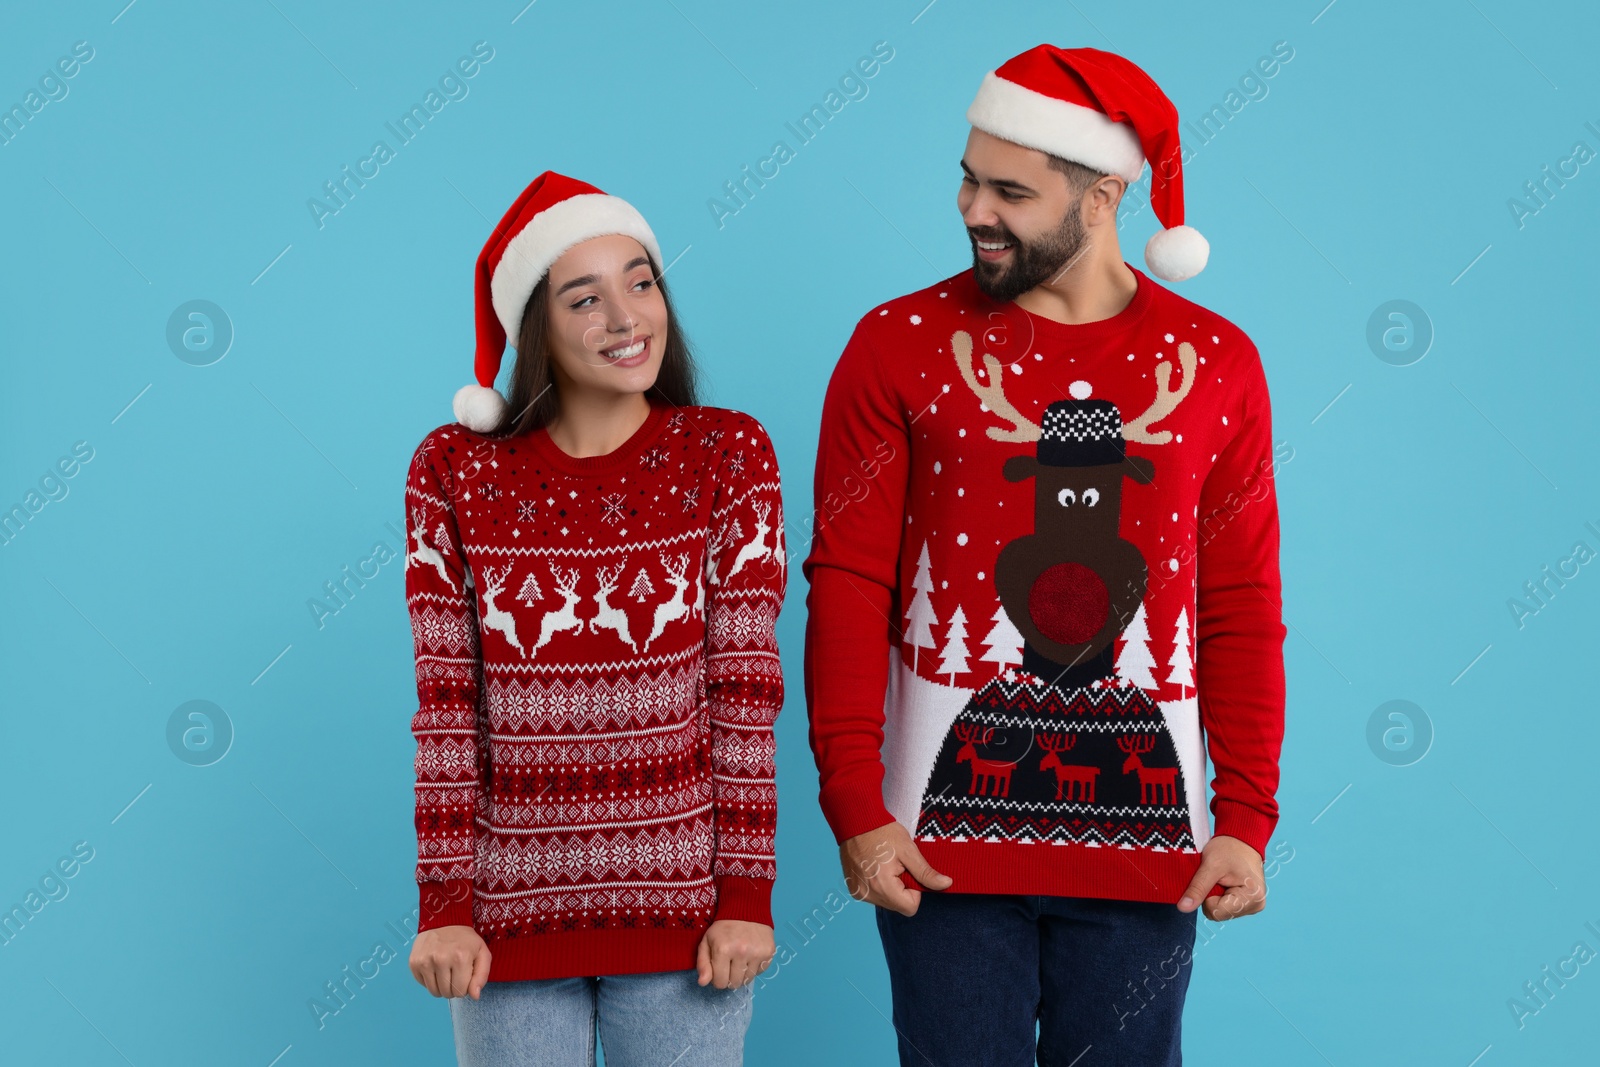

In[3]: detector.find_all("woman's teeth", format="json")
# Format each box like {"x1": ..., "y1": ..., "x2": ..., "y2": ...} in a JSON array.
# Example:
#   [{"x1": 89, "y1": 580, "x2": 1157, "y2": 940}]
[{"x1": 606, "y1": 339, "x2": 646, "y2": 359}]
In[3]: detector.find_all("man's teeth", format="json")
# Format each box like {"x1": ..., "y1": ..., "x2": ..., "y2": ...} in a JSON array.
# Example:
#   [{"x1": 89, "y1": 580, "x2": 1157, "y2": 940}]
[
  {"x1": 977, "y1": 240, "x2": 1012, "y2": 251},
  {"x1": 606, "y1": 340, "x2": 646, "y2": 359}
]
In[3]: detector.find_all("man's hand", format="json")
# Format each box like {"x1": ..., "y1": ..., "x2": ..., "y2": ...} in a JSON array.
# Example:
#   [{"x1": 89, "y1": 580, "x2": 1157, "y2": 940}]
[
  {"x1": 410, "y1": 925, "x2": 492, "y2": 999},
  {"x1": 1177, "y1": 834, "x2": 1267, "y2": 921},
  {"x1": 840, "y1": 820, "x2": 953, "y2": 916},
  {"x1": 696, "y1": 919, "x2": 775, "y2": 989}
]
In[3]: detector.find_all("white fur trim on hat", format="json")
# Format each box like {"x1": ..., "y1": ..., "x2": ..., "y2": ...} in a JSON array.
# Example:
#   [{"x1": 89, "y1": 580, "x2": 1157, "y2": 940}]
[
  {"x1": 453, "y1": 383, "x2": 509, "y2": 433},
  {"x1": 966, "y1": 71, "x2": 1145, "y2": 182},
  {"x1": 1144, "y1": 225, "x2": 1209, "y2": 282},
  {"x1": 489, "y1": 193, "x2": 664, "y2": 349}
]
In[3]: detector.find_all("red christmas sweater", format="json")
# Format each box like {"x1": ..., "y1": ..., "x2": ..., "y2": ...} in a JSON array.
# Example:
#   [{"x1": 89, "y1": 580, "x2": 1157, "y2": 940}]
[
  {"x1": 803, "y1": 265, "x2": 1287, "y2": 904},
  {"x1": 405, "y1": 400, "x2": 786, "y2": 981}
]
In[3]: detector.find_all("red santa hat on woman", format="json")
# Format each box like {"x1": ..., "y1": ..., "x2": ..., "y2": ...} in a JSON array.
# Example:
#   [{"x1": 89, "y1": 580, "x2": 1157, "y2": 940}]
[
  {"x1": 966, "y1": 45, "x2": 1208, "y2": 282},
  {"x1": 453, "y1": 170, "x2": 663, "y2": 431}
]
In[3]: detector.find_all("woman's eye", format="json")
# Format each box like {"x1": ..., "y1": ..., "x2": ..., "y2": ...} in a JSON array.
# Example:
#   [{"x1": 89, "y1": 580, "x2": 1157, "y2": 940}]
[
  {"x1": 570, "y1": 295, "x2": 596, "y2": 309},
  {"x1": 633, "y1": 278, "x2": 656, "y2": 292}
]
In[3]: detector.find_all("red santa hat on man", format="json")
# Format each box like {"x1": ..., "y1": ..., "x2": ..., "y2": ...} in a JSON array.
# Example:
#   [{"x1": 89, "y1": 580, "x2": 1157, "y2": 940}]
[
  {"x1": 453, "y1": 170, "x2": 663, "y2": 431},
  {"x1": 966, "y1": 45, "x2": 1207, "y2": 282}
]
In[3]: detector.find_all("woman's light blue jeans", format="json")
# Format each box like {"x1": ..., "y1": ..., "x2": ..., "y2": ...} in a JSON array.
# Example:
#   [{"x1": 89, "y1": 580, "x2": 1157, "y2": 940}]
[{"x1": 449, "y1": 968, "x2": 754, "y2": 1067}]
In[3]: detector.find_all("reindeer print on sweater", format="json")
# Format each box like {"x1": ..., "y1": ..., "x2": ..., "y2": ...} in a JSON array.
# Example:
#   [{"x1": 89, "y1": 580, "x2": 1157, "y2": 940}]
[{"x1": 803, "y1": 267, "x2": 1288, "y2": 904}]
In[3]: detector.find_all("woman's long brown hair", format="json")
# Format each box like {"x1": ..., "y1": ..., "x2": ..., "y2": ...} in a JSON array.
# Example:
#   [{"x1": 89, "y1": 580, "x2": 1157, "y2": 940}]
[{"x1": 485, "y1": 256, "x2": 701, "y2": 438}]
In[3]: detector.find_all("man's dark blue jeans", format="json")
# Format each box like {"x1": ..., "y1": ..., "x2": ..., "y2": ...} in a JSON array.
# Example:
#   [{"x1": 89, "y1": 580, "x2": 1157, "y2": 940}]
[{"x1": 874, "y1": 890, "x2": 1199, "y2": 1066}]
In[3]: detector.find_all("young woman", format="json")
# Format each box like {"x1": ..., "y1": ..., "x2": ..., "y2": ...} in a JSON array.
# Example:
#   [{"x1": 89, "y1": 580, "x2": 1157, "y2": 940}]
[{"x1": 402, "y1": 171, "x2": 786, "y2": 1066}]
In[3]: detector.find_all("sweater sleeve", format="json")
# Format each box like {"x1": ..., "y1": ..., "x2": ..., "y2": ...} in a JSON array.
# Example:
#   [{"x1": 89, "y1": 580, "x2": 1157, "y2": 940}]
[
  {"x1": 801, "y1": 320, "x2": 909, "y2": 844},
  {"x1": 704, "y1": 416, "x2": 787, "y2": 927},
  {"x1": 1194, "y1": 345, "x2": 1288, "y2": 860},
  {"x1": 404, "y1": 433, "x2": 485, "y2": 932}
]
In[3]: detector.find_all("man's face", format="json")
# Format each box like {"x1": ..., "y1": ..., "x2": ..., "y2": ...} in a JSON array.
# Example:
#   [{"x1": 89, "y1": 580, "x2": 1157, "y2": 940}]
[{"x1": 958, "y1": 127, "x2": 1089, "y2": 303}]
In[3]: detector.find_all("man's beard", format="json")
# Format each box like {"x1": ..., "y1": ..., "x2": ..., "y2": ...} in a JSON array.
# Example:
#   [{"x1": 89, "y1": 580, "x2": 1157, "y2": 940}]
[{"x1": 969, "y1": 202, "x2": 1088, "y2": 303}]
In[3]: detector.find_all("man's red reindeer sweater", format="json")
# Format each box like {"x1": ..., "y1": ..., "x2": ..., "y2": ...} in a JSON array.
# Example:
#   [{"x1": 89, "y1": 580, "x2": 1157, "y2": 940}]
[
  {"x1": 406, "y1": 402, "x2": 786, "y2": 981},
  {"x1": 803, "y1": 265, "x2": 1288, "y2": 904}
]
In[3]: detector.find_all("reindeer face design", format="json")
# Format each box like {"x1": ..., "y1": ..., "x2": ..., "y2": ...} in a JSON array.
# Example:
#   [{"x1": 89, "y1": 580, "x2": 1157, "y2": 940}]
[
  {"x1": 996, "y1": 449, "x2": 1155, "y2": 665},
  {"x1": 953, "y1": 329, "x2": 1194, "y2": 680}
]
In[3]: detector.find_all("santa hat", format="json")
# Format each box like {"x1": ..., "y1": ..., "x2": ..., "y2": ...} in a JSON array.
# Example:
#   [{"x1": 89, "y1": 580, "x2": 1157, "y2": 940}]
[
  {"x1": 454, "y1": 170, "x2": 663, "y2": 432},
  {"x1": 966, "y1": 45, "x2": 1208, "y2": 282}
]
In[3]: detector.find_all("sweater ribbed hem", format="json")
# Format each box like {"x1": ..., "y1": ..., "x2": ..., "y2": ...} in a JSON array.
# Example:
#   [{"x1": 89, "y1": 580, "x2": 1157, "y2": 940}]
[
  {"x1": 484, "y1": 926, "x2": 705, "y2": 982},
  {"x1": 899, "y1": 838, "x2": 1224, "y2": 904}
]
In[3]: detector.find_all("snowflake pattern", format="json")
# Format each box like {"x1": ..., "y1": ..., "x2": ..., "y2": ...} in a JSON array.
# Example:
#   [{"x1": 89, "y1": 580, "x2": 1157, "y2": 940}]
[
  {"x1": 640, "y1": 446, "x2": 668, "y2": 472},
  {"x1": 726, "y1": 450, "x2": 746, "y2": 478},
  {"x1": 517, "y1": 500, "x2": 538, "y2": 522},
  {"x1": 600, "y1": 492, "x2": 627, "y2": 526},
  {"x1": 681, "y1": 485, "x2": 701, "y2": 512}
]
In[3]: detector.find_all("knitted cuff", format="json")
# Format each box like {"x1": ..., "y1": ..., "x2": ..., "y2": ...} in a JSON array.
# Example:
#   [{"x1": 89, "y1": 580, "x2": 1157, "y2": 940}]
[
  {"x1": 817, "y1": 777, "x2": 897, "y2": 845},
  {"x1": 418, "y1": 877, "x2": 476, "y2": 932},
  {"x1": 1210, "y1": 799, "x2": 1277, "y2": 860},
  {"x1": 712, "y1": 874, "x2": 775, "y2": 927}
]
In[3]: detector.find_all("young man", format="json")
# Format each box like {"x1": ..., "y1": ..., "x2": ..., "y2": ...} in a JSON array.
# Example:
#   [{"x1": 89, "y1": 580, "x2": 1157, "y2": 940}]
[{"x1": 802, "y1": 45, "x2": 1288, "y2": 1065}]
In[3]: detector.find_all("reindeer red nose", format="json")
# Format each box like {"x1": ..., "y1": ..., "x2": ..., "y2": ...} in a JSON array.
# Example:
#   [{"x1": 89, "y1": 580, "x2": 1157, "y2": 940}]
[{"x1": 1028, "y1": 563, "x2": 1109, "y2": 646}]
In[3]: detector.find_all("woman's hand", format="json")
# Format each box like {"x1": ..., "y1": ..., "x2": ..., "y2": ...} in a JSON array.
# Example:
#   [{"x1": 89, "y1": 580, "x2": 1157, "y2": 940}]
[
  {"x1": 410, "y1": 925, "x2": 492, "y2": 999},
  {"x1": 695, "y1": 919, "x2": 774, "y2": 989}
]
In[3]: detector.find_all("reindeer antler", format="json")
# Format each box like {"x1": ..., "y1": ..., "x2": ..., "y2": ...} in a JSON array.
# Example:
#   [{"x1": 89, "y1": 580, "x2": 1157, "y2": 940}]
[
  {"x1": 1035, "y1": 732, "x2": 1077, "y2": 754},
  {"x1": 1123, "y1": 342, "x2": 1197, "y2": 444},
  {"x1": 952, "y1": 330, "x2": 1040, "y2": 443},
  {"x1": 1115, "y1": 734, "x2": 1156, "y2": 755}
]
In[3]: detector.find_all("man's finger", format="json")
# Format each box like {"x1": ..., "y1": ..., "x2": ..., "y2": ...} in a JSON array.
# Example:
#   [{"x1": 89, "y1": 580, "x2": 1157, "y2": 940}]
[
  {"x1": 1178, "y1": 858, "x2": 1223, "y2": 912},
  {"x1": 875, "y1": 869, "x2": 923, "y2": 916},
  {"x1": 899, "y1": 840, "x2": 953, "y2": 891}
]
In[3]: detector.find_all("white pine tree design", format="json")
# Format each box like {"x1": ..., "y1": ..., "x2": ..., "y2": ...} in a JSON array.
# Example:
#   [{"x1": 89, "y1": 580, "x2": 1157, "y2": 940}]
[
  {"x1": 980, "y1": 603, "x2": 1024, "y2": 677},
  {"x1": 1115, "y1": 602, "x2": 1158, "y2": 690},
  {"x1": 903, "y1": 541, "x2": 939, "y2": 673},
  {"x1": 937, "y1": 605, "x2": 971, "y2": 683},
  {"x1": 628, "y1": 567, "x2": 655, "y2": 602},
  {"x1": 516, "y1": 572, "x2": 543, "y2": 606},
  {"x1": 1165, "y1": 607, "x2": 1194, "y2": 698}
]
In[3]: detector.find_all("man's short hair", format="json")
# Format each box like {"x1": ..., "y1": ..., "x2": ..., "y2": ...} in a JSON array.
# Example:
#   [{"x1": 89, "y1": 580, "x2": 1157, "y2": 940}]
[{"x1": 1046, "y1": 153, "x2": 1110, "y2": 193}]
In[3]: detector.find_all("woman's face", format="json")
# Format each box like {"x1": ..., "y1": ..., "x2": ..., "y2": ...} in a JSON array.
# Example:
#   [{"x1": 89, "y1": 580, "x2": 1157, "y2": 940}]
[{"x1": 542, "y1": 234, "x2": 667, "y2": 399}]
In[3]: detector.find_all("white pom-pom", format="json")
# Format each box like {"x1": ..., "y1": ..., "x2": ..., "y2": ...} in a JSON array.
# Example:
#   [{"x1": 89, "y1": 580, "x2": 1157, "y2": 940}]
[
  {"x1": 1144, "y1": 224, "x2": 1209, "y2": 282},
  {"x1": 452, "y1": 384, "x2": 508, "y2": 433}
]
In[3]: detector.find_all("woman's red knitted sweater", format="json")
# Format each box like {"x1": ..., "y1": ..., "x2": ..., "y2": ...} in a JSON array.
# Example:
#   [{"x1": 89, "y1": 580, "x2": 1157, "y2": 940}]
[{"x1": 405, "y1": 400, "x2": 786, "y2": 981}]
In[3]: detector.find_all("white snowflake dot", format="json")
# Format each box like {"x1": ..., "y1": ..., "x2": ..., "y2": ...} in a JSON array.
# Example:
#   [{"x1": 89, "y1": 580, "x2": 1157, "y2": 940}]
[
  {"x1": 1069, "y1": 380, "x2": 1092, "y2": 399},
  {"x1": 1168, "y1": 559, "x2": 1179, "y2": 573},
  {"x1": 957, "y1": 533, "x2": 968, "y2": 545},
  {"x1": 910, "y1": 314, "x2": 922, "y2": 325},
  {"x1": 1212, "y1": 335, "x2": 1220, "y2": 343},
  {"x1": 933, "y1": 461, "x2": 942, "y2": 474},
  {"x1": 1126, "y1": 353, "x2": 1136, "y2": 361},
  {"x1": 1221, "y1": 415, "x2": 1229, "y2": 426},
  {"x1": 879, "y1": 308, "x2": 888, "y2": 316},
  {"x1": 1164, "y1": 333, "x2": 1175, "y2": 342}
]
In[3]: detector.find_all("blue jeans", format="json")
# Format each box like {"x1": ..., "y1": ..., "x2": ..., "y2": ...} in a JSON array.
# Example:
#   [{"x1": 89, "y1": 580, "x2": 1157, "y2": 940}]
[
  {"x1": 449, "y1": 968, "x2": 753, "y2": 1067},
  {"x1": 875, "y1": 892, "x2": 1198, "y2": 1067}
]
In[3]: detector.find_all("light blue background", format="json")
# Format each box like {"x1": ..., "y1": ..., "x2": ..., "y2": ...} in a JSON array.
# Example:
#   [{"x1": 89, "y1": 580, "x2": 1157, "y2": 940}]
[{"x1": 2, "y1": 1, "x2": 1596, "y2": 1064}]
